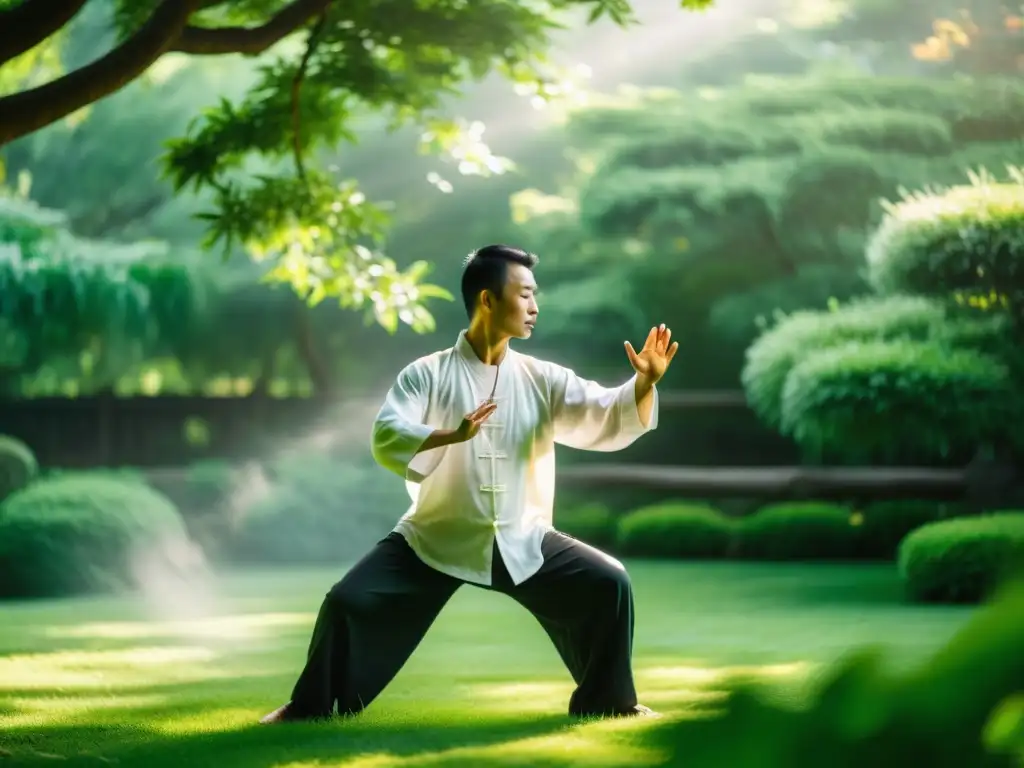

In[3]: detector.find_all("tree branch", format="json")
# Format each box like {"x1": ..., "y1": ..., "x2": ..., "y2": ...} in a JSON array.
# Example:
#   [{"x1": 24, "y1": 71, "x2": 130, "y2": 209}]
[
  {"x1": 0, "y1": 0, "x2": 201, "y2": 147},
  {"x1": 0, "y1": 0, "x2": 89, "y2": 66},
  {"x1": 173, "y1": 0, "x2": 333, "y2": 55},
  {"x1": 291, "y1": 12, "x2": 329, "y2": 181}
]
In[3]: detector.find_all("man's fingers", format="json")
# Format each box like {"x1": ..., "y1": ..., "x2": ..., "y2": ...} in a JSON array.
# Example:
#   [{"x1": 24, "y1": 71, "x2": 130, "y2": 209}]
[
  {"x1": 667, "y1": 340, "x2": 679, "y2": 363},
  {"x1": 470, "y1": 402, "x2": 498, "y2": 421},
  {"x1": 660, "y1": 325, "x2": 671, "y2": 353},
  {"x1": 624, "y1": 340, "x2": 639, "y2": 367}
]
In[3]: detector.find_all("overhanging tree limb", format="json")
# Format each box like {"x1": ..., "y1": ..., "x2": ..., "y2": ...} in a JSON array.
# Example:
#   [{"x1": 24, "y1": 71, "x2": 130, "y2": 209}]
[
  {"x1": 291, "y1": 11, "x2": 329, "y2": 181},
  {"x1": 0, "y1": 0, "x2": 201, "y2": 146},
  {"x1": 172, "y1": 0, "x2": 333, "y2": 55},
  {"x1": 0, "y1": 0, "x2": 89, "y2": 66}
]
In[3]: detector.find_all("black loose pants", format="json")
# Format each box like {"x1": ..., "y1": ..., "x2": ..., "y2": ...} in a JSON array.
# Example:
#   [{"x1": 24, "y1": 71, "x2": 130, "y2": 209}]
[{"x1": 288, "y1": 529, "x2": 638, "y2": 718}]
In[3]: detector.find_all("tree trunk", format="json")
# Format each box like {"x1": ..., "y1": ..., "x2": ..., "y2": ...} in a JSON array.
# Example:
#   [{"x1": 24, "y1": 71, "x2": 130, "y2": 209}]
[{"x1": 294, "y1": 305, "x2": 333, "y2": 399}]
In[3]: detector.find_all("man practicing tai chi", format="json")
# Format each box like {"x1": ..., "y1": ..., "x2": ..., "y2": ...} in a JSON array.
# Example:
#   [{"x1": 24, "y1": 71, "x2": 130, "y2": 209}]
[{"x1": 261, "y1": 244, "x2": 678, "y2": 724}]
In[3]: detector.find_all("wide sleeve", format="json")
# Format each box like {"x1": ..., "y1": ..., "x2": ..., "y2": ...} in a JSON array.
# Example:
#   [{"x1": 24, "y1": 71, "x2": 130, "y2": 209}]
[
  {"x1": 370, "y1": 361, "x2": 443, "y2": 483},
  {"x1": 548, "y1": 363, "x2": 659, "y2": 452}
]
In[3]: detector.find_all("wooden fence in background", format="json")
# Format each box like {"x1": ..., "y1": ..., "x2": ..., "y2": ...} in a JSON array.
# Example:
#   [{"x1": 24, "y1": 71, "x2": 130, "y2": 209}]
[{"x1": 0, "y1": 389, "x2": 763, "y2": 468}]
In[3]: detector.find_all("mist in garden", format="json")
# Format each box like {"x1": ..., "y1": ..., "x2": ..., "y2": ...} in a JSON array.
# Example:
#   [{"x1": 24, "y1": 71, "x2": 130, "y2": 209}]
[{"x1": 0, "y1": 0, "x2": 1023, "y2": 765}]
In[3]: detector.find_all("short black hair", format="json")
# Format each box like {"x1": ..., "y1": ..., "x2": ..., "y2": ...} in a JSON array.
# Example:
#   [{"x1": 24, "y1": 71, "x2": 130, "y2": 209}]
[{"x1": 460, "y1": 244, "x2": 539, "y2": 318}]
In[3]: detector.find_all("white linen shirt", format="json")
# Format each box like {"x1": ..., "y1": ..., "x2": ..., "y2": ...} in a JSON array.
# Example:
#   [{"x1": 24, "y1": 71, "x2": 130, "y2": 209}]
[{"x1": 370, "y1": 330, "x2": 659, "y2": 586}]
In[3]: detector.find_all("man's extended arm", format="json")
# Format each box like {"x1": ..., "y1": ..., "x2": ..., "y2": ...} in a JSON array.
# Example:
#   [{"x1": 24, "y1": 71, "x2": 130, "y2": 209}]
[
  {"x1": 548, "y1": 324, "x2": 676, "y2": 451},
  {"x1": 415, "y1": 428, "x2": 460, "y2": 454},
  {"x1": 547, "y1": 364, "x2": 658, "y2": 452},
  {"x1": 634, "y1": 373, "x2": 657, "y2": 429}
]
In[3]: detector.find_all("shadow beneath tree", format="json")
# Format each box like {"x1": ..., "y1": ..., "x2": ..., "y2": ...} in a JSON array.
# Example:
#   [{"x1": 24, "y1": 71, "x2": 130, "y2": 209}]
[{"x1": 3, "y1": 711, "x2": 581, "y2": 767}]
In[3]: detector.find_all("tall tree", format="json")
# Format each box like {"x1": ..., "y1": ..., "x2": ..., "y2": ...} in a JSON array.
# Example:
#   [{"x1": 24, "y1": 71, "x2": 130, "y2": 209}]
[{"x1": 0, "y1": 0, "x2": 713, "y2": 333}]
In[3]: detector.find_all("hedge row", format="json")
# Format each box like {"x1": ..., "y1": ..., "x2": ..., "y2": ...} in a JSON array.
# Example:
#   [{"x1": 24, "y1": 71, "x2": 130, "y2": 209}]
[
  {"x1": 558, "y1": 499, "x2": 958, "y2": 561},
  {"x1": 557, "y1": 500, "x2": 1024, "y2": 604}
]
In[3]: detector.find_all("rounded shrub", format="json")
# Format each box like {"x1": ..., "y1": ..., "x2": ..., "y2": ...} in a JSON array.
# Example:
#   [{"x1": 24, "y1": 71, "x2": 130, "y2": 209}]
[
  {"x1": 557, "y1": 503, "x2": 617, "y2": 550},
  {"x1": 898, "y1": 512, "x2": 1024, "y2": 604},
  {"x1": 738, "y1": 502, "x2": 859, "y2": 560},
  {"x1": 616, "y1": 502, "x2": 735, "y2": 559},
  {"x1": 866, "y1": 171, "x2": 1024, "y2": 305},
  {"x1": 857, "y1": 500, "x2": 960, "y2": 560},
  {"x1": 0, "y1": 434, "x2": 37, "y2": 502},
  {"x1": 0, "y1": 472, "x2": 197, "y2": 598},
  {"x1": 780, "y1": 338, "x2": 1013, "y2": 463},
  {"x1": 741, "y1": 294, "x2": 947, "y2": 430}
]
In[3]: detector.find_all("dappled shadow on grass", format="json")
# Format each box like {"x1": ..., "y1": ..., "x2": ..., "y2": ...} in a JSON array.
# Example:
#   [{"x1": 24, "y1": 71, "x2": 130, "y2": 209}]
[
  {"x1": 2, "y1": 711, "x2": 612, "y2": 768},
  {"x1": 0, "y1": 659, "x2": 815, "y2": 768}
]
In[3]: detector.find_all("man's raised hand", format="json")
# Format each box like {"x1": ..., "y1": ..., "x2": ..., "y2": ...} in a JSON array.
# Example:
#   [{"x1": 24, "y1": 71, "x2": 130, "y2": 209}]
[
  {"x1": 625, "y1": 324, "x2": 678, "y2": 384},
  {"x1": 456, "y1": 400, "x2": 498, "y2": 442}
]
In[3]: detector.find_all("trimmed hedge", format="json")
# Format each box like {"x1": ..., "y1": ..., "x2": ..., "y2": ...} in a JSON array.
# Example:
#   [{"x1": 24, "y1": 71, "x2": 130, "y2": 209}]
[
  {"x1": 0, "y1": 472, "x2": 198, "y2": 598},
  {"x1": 779, "y1": 339, "x2": 1012, "y2": 463},
  {"x1": 866, "y1": 173, "x2": 1024, "y2": 303},
  {"x1": 558, "y1": 498, "x2": 1024, "y2": 606},
  {"x1": 616, "y1": 502, "x2": 735, "y2": 559},
  {"x1": 737, "y1": 502, "x2": 859, "y2": 561},
  {"x1": 898, "y1": 513, "x2": 1024, "y2": 604},
  {"x1": 741, "y1": 294, "x2": 946, "y2": 430}
]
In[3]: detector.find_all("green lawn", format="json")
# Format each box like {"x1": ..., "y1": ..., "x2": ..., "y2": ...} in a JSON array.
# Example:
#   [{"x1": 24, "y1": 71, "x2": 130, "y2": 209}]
[{"x1": 0, "y1": 561, "x2": 974, "y2": 767}]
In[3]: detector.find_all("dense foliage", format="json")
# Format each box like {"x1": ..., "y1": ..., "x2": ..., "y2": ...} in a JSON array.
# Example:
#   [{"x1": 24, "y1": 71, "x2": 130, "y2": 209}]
[
  {"x1": 780, "y1": 339, "x2": 1012, "y2": 463},
  {"x1": 742, "y1": 170, "x2": 1024, "y2": 463},
  {"x1": 0, "y1": 0, "x2": 714, "y2": 336},
  {"x1": 0, "y1": 191, "x2": 203, "y2": 395},
  {"x1": 515, "y1": 74, "x2": 1024, "y2": 383}
]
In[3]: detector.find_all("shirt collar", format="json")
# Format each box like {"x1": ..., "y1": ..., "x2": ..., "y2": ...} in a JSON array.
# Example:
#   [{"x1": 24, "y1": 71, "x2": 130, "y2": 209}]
[{"x1": 455, "y1": 329, "x2": 509, "y2": 371}]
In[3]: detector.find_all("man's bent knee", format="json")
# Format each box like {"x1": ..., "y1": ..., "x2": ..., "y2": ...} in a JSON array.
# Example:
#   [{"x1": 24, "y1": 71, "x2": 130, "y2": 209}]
[
  {"x1": 326, "y1": 579, "x2": 374, "y2": 613},
  {"x1": 590, "y1": 555, "x2": 632, "y2": 596}
]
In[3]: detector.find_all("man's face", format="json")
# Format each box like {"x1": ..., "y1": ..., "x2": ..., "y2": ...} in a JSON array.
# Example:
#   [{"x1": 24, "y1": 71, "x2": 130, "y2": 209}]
[{"x1": 490, "y1": 263, "x2": 538, "y2": 339}]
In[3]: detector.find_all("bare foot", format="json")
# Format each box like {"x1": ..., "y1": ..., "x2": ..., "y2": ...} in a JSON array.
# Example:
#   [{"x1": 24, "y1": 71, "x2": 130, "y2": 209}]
[
  {"x1": 572, "y1": 703, "x2": 663, "y2": 720},
  {"x1": 615, "y1": 704, "x2": 662, "y2": 719},
  {"x1": 259, "y1": 702, "x2": 299, "y2": 724}
]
